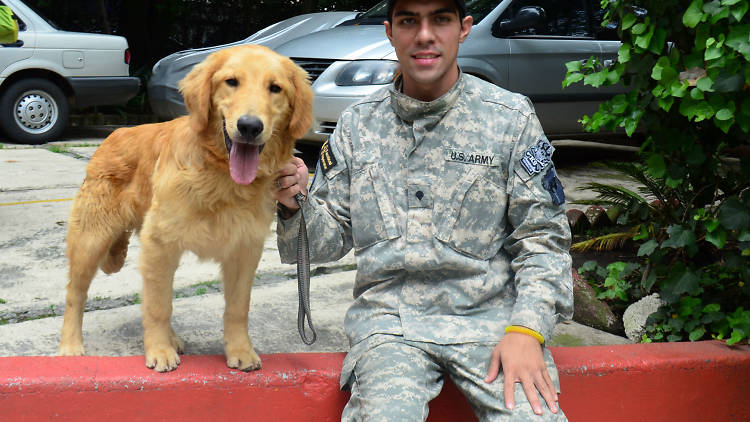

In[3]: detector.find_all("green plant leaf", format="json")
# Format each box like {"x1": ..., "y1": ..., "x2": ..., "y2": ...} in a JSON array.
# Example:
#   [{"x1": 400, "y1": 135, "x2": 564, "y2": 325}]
[
  {"x1": 618, "y1": 43, "x2": 631, "y2": 63},
  {"x1": 584, "y1": 71, "x2": 608, "y2": 87},
  {"x1": 727, "y1": 329, "x2": 745, "y2": 345},
  {"x1": 697, "y1": 75, "x2": 714, "y2": 92},
  {"x1": 719, "y1": 197, "x2": 750, "y2": 230},
  {"x1": 706, "y1": 227, "x2": 727, "y2": 248},
  {"x1": 716, "y1": 107, "x2": 735, "y2": 120},
  {"x1": 662, "y1": 225, "x2": 697, "y2": 249},
  {"x1": 703, "y1": 303, "x2": 721, "y2": 313},
  {"x1": 730, "y1": 2, "x2": 749, "y2": 22},
  {"x1": 565, "y1": 60, "x2": 582, "y2": 72},
  {"x1": 647, "y1": 154, "x2": 667, "y2": 177},
  {"x1": 622, "y1": 13, "x2": 636, "y2": 30},
  {"x1": 684, "y1": 0, "x2": 706, "y2": 28},
  {"x1": 689, "y1": 326, "x2": 706, "y2": 341},
  {"x1": 562, "y1": 72, "x2": 584, "y2": 87},
  {"x1": 638, "y1": 239, "x2": 659, "y2": 256},
  {"x1": 631, "y1": 22, "x2": 648, "y2": 35}
]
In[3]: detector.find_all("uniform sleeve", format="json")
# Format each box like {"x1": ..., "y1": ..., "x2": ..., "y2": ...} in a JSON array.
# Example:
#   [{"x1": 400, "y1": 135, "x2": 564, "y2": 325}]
[
  {"x1": 503, "y1": 103, "x2": 574, "y2": 343},
  {"x1": 276, "y1": 110, "x2": 354, "y2": 264}
]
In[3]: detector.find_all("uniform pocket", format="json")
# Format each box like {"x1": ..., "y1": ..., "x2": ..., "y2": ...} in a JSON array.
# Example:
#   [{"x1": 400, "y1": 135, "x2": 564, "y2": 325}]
[
  {"x1": 350, "y1": 164, "x2": 400, "y2": 251},
  {"x1": 435, "y1": 168, "x2": 508, "y2": 260}
]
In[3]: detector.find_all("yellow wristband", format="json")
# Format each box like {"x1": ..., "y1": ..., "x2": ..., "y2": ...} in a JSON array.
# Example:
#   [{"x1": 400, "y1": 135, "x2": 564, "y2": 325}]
[{"x1": 505, "y1": 325, "x2": 545, "y2": 344}]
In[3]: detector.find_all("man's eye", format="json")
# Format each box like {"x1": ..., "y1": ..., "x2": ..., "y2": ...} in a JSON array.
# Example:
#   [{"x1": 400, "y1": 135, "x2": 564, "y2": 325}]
[
  {"x1": 399, "y1": 18, "x2": 416, "y2": 25},
  {"x1": 226, "y1": 78, "x2": 238, "y2": 87},
  {"x1": 269, "y1": 83, "x2": 282, "y2": 93}
]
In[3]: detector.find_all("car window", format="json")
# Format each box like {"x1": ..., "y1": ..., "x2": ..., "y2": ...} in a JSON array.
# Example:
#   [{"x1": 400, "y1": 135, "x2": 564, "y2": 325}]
[
  {"x1": 0, "y1": 1, "x2": 26, "y2": 31},
  {"x1": 499, "y1": 0, "x2": 595, "y2": 38}
]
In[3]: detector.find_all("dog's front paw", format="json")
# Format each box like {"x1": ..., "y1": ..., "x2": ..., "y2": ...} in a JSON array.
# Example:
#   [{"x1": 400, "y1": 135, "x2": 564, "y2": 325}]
[
  {"x1": 226, "y1": 347, "x2": 262, "y2": 372},
  {"x1": 145, "y1": 346, "x2": 181, "y2": 372},
  {"x1": 58, "y1": 342, "x2": 85, "y2": 356}
]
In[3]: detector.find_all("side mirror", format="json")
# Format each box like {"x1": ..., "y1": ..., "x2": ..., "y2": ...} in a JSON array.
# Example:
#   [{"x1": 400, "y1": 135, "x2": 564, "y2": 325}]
[{"x1": 492, "y1": 6, "x2": 546, "y2": 37}]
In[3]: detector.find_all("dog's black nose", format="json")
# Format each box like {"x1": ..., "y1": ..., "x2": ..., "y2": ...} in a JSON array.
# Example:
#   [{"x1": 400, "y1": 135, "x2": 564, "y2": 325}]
[{"x1": 237, "y1": 115, "x2": 264, "y2": 140}]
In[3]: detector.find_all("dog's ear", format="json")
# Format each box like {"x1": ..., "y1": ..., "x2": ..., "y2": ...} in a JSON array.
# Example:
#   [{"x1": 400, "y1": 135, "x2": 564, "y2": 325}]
[
  {"x1": 179, "y1": 53, "x2": 219, "y2": 133},
  {"x1": 286, "y1": 60, "x2": 314, "y2": 140}
]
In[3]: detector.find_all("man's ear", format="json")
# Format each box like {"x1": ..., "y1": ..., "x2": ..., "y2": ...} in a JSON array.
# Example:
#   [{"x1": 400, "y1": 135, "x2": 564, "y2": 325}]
[
  {"x1": 459, "y1": 15, "x2": 473, "y2": 42},
  {"x1": 385, "y1": 20, "x2": 394, "y2": 44}
]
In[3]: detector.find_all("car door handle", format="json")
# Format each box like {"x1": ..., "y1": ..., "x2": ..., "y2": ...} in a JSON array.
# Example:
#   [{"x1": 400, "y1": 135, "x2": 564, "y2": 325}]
[
  {"x1": 579, "y1": 58, "x2": 614, "y2": 67},
  {"x1": 1, "y1": 39, "x2": 24, "y2": 47}
]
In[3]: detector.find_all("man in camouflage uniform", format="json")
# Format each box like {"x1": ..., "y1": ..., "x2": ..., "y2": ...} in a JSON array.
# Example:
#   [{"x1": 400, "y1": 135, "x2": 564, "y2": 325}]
[{"x1": 275, "y1": 0, "x2": 572, "y2": 419}]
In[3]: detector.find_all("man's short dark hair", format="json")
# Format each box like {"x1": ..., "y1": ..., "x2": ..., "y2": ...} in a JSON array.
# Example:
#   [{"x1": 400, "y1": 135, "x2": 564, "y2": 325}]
[{"x1": 387, "y1": 0, "x2": 467, "y2": 23}]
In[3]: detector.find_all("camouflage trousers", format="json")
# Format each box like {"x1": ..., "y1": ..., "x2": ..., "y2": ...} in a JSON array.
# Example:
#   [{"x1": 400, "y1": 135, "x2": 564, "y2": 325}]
[{"x1": 341, "y1": 334, "x2": 566, "y2": 422}]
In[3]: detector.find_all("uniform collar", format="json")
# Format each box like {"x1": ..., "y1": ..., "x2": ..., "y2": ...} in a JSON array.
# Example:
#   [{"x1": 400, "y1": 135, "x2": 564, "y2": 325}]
[{"x1": 389, "y1": 72, "x2": 464, "y2": 125}]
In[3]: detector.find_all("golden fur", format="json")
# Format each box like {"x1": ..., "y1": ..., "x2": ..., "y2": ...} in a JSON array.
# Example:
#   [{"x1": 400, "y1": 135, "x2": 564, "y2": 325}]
[{"x1": 58, "y1": 45, "x2": 313, "y2": 372}]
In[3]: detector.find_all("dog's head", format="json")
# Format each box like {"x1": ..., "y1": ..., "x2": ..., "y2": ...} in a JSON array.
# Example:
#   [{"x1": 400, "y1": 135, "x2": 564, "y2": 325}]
[{"x1": 179, "y1": 44, "x2": 313, "y2": 185}]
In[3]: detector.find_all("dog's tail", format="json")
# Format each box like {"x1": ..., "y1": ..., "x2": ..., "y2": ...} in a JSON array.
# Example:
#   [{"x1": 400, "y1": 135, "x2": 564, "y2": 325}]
[{"x1": 100, "y1": 230, "x2": 131, "y2": 274}]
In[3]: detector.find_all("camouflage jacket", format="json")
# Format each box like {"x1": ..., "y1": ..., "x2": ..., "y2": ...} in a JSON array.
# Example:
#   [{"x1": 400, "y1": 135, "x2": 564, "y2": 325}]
[{"x1": 277, "y1": 73, "x2": 573, "y2": 347}]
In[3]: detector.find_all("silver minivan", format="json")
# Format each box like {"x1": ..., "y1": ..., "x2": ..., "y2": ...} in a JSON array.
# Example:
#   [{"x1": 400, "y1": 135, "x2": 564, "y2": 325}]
[{"x1": 149, "y1": 0, "x2": 623, "y2": 145}]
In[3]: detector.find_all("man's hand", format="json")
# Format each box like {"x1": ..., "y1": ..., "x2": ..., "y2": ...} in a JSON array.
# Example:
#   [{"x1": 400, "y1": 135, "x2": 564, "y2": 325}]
[
  {"x1": 484, "y1": 332, "x2": 559, "y2": 415},
  {"x1": 274, "y1": 156, "x2": 309, "y2": 211}
]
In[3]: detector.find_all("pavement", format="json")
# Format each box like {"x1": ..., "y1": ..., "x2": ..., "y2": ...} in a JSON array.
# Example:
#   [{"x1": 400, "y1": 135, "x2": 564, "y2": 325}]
[{"x1": 0, "y1": 129, "x2": 636, "y2": 359}]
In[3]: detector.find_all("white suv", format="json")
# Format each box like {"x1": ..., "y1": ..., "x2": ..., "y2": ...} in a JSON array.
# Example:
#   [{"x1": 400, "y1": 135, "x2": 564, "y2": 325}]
[{"x1": 0, "y1": 0, "x2": 139, "y2": 144}]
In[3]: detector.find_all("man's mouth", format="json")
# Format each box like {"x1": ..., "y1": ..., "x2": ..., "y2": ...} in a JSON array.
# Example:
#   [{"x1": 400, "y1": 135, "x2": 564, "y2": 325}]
[
  {"x1": 223, "y1": 121, "x2": 264, "y2": 185},
  {"x1": 412, "y1": 52, "x2": 440, "y2": 66}
]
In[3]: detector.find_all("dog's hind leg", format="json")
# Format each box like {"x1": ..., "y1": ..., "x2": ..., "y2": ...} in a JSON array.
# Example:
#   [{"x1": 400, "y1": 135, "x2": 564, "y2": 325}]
[
  {"x1": 100, "y1": 230, "x2": 132, "y2": 274},
  {"x1": 221, "y1": 244, "x2": 264, "y2": 371},
  {"x1": 59, "y1": 227, "x2": 112, "y2": 356}
]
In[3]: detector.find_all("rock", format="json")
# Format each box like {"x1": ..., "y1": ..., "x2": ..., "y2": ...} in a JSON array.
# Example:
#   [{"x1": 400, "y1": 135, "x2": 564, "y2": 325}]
[
  {"x1": 585, "y1": 205, "x2": 612, "y2": 228},
  {"x1": 623, "y1": 293, "x2": 666, "y2": 342},
  {"x1": 566, "y1": 209, "x2": 590, "y2": 235},
  {"x1": 572, "y1": 270, "x2": 621, "y2": 334},
  {"x1": 549, "y1": 320, "x2": 631, "y2": 347}
]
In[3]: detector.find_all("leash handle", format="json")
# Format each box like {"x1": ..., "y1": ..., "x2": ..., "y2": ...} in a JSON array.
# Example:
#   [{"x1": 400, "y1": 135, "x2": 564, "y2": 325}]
[{"x1": 295, "y1": 192, "x2": 316, "y2": 345}]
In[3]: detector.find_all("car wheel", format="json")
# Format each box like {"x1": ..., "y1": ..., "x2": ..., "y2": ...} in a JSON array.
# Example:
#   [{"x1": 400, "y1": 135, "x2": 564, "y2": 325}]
[{"x1": 0, "y1": 78, "x2": 69, "y2": 145}]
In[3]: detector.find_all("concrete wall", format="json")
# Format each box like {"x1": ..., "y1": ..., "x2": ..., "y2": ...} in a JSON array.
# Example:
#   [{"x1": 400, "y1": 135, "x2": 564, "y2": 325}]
[{"x1": 2, "y1": 341, "x2": 749, "y2": 421}]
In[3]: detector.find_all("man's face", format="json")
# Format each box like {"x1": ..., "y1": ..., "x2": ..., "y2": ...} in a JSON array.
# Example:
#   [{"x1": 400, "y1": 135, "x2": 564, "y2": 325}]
[{"x1": 385, "y1": 0, "x2": 472, "y2": 101}]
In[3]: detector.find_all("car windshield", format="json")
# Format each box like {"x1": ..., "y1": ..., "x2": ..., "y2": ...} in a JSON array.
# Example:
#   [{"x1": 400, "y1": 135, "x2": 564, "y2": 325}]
[{"x1": 354, "y1": 0, "x2": 501, "y2": 24}]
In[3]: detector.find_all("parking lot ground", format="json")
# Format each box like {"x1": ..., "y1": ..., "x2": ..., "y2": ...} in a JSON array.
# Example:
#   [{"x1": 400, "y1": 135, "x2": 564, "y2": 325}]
[{"x1": 0, "y1": 134, "x2": 635, "y2": 358}]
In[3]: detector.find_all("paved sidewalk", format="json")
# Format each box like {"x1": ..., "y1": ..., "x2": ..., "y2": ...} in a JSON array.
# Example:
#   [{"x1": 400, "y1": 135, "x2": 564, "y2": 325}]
[{"x1": 0, "y1": 139, "x2": 632, "y2": 358}]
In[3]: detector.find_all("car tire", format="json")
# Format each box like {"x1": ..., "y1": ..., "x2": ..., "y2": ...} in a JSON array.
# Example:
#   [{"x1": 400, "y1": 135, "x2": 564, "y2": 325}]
[{"x1": 0, "y1": 78, "x2": 69, "y2": 145}]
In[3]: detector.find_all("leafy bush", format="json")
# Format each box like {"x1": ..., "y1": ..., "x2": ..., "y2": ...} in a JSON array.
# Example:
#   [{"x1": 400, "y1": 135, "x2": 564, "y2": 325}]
[{"x1": 564, "y1": 0, "x2": 750, "y2": 344}]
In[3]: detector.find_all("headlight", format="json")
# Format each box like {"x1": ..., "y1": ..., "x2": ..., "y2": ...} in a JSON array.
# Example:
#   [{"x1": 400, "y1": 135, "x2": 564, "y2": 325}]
[{"x1": 335, "y1": 60, "x2": 399, "y2": 86}]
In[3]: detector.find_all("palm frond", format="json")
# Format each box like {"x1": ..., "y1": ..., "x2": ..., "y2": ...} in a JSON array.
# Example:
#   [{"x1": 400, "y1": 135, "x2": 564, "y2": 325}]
[
  {"x1": 576, "y1": 182, "x2": 650, "y2": 208},
  {"x1": 570, "y1": 228, "x2": 639, "y2": 252}
]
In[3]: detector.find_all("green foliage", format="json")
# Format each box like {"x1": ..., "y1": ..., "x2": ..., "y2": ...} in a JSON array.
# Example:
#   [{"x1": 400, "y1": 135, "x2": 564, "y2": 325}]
[
  {"x1": 564, "y1": 0, "x2": 750, "y2": 344},
  {"x1": 578, "y1": 260, "x2": 644, "y2": 307}
]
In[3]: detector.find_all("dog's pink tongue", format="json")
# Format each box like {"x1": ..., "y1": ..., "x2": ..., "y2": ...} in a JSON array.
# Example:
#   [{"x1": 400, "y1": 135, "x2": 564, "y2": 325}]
[{"x1": 229, "y1": 142, "x2": 260, "y2": 185}]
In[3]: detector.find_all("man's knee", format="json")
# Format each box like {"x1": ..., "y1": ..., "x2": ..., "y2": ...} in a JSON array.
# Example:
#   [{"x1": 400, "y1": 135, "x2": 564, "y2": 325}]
[{"x1": 342, "y1": 341, "x2": 443, "y2": 422}]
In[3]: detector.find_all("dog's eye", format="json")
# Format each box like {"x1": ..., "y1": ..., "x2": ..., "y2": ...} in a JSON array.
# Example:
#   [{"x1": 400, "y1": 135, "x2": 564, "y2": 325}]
[
  {"x1": 269, "y1": 83, "x2": 282, "y2": 93},
  {"x1": 226, "y1": 78, "x2": 238, "y2": 87}
]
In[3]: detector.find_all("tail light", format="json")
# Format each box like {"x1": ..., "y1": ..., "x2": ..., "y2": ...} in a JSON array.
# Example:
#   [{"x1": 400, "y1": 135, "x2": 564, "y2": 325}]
[{"x1": 124, "y1": 48, "x2": 131, "y2": 65}]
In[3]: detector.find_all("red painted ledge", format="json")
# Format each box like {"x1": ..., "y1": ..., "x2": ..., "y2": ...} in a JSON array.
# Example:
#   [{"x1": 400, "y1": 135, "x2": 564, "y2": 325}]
[{"x1": 1, "y1": 341, "x2": 749, "y2": 421}]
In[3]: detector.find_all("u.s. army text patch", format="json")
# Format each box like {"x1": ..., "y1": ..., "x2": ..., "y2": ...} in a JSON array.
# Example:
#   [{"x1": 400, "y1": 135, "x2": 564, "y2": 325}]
[
  {"x1": 520, "y1": 139, "x2": 554, "y2": 176},
  {"x1": 319, "y1": 138, "x2": 337, "y2": 175},
  {"x1": 445, "y1": 149, "x2": 499, "y2": 167}
]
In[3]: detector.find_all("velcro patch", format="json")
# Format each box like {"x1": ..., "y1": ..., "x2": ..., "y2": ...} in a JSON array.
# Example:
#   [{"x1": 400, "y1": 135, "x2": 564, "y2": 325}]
[
  {"x1": 445, "y1": 149, "x2": 499, "y2": 167},
  {"x1": 520, "y1": 139, "x2": 554, "y2": 176},
  {"x1": 542, "y1": 166, "x2": 565, "y2": 205},
  {"x1": 319, "y1": 138, "x2": 338, "y2": 175}
]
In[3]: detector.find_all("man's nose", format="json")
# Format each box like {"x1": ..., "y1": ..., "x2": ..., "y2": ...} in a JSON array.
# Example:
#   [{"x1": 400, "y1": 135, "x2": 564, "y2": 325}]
[{"x1": 415, "y1": 20, "x2": 436, "y2": 43}]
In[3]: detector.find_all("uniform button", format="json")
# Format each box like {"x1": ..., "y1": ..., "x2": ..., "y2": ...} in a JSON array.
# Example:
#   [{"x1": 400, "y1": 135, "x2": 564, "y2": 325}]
[{"x1": 415, "y1": 190, "x2": 424, "y2": 200}]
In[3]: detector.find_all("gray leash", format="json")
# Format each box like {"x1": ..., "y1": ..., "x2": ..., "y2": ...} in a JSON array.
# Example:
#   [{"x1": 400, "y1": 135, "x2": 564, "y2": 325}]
[{"x1": 295, "y1": 192, "x2": 316, "y2": 345}]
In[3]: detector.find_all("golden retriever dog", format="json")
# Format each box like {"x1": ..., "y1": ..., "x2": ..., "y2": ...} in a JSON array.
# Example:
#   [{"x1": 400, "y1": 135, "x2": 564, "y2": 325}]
[{"x1": 58, "y1": 44, "x2": 313, "y2": 372}]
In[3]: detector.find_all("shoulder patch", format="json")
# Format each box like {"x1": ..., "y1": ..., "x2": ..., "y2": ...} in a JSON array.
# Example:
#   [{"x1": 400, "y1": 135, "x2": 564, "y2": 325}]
[
  {"x1": 520, "y1": 139, "x2": 554, "y2": 177},
  {"x1": 542, "y1": 166, "x2": 565, "y2": 206},
  {"x1": 319, "y1": 138, "x2": 338, "y2": 175}
]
